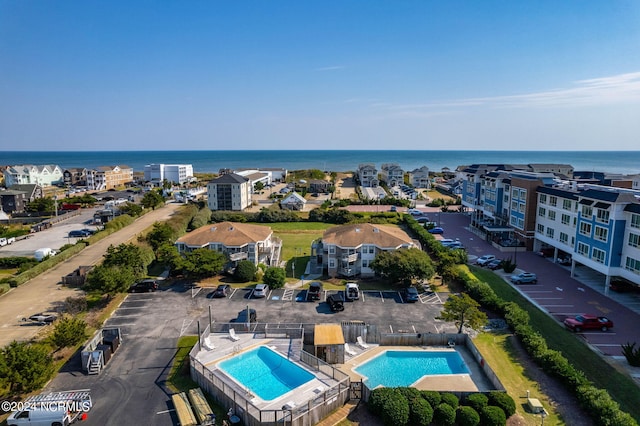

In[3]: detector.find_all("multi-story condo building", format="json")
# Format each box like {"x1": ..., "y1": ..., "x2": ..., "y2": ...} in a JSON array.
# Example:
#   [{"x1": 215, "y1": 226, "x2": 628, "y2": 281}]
[
  {"x1": 3, "y1": 165, "x2": 63, "y2": 187},
  {"x1": 86, "y1": 165, "x2": 134, "y2": 191},
  {"x1": 408, "y1": 166, "x2": 430, "y2": 188},
  {"x1": 207, "y1": 173, "x2": 251, "y2": 211},
  {"x1": 356, "y1": 163, "x2": 379, "y2": 188},
  {"x1": 379, "y1": 163, "x2": 404, "y2": 187},
  {"x1": 144, "y1": 164, "x2": 194, "y2": 185},
  {"x1": 63, "y1": 168, "x2": 88, "y2": 187}
]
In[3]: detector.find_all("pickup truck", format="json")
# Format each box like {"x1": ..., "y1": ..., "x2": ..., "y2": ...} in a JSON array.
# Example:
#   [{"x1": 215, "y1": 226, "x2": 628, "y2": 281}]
[
  {"x1": 0, "y1": 237, "x2": 16, "y2": 246},
  {"x1": 564, "y1": 314, "x2": 613, "y2": 332}
]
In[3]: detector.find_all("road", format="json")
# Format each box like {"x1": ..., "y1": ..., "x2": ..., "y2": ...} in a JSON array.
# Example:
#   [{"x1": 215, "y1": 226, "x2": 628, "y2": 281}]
[{"x1": 0, "y1": 202, "x2": 184, "y2": 347}]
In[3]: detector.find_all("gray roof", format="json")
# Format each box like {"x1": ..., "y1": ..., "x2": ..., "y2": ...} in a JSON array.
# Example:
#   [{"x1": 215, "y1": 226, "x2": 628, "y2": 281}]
[{"x1": 212, "y1": 173, "x2": 249, "y2": 184}]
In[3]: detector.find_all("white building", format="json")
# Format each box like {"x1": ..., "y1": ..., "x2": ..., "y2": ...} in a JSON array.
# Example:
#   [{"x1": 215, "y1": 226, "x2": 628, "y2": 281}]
[
  {"x1": 408, "y1": 166, "x2": 431, "y2": 188},
  {"x1": 380, "y1": 163, "x2": 404, "y2": 187},
  {"x1": 3, "y1": 165, "x2": 63, "y2": 187},
  {"x1": 207, "y1": 173, "x2": 252, "y2": 211},
  {"x1": 144, "y1": 164, "x2": 194, "y2": 185}
]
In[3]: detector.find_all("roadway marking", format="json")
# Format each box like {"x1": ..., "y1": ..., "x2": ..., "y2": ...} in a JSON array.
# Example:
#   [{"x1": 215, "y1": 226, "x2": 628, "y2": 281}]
[
  {"x1": 180, "y1": 319, "x2": 193, "y2": 336},
  {"x1": 282, "y1": 289, "x2": 294, "y2": 301},
  {"x1": 157, "y1": 409, "x2": 175, "y2": 415}
]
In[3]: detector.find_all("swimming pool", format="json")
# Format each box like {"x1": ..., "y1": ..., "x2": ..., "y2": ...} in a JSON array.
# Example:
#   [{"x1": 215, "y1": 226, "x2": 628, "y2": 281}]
[
  {"x1": 354, "y1": 350, "x2": 470, "y2": 388},
  {"x1": 218, "y1": 346, "x2": 315, "y2": 401}
]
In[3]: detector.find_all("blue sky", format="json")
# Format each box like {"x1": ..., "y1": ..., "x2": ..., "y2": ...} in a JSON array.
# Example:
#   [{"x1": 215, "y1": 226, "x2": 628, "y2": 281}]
[{"x1": 1, "y1": 1, "x2": 640, "y2": 151}]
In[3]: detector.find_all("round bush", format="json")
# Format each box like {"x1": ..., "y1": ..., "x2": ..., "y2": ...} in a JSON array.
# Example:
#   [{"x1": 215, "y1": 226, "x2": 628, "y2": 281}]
[
  {"x1": 465, "y1": 393, "x2": 488, "y2": 412},
  {"x1": 420, "y1": 390, "x2": 441, "y2": 407},
  {"x1": 440, "y1": 392, "x2": 459, "y2": 409},
  {"x1": 380, "y1": 389, "x2": 409, "y2": 426},
  {"x1": 433, "y1": 403, "x2": 456, "y2": 426},
  {"x1": 487, "y1": 391, "x2": 516, "y2": 417},
  {"x1": 398, "y1": 387, "x2": 421, "y2": 401},
  {"x1": 409, "y1": 396, "x2": 434, "y2": 426},
  {"x1": 456, "y1": 405, "x2": 481, "y2": 426},
  {"x1": 480, "y1": 405, "x2": 507, "y2": 426},
  {"x1": 368, "y1": 388, "x2": 397, "y2": 416},
  {"x1": 233, "y1": 260, "x2": 256, "y2": 282}
]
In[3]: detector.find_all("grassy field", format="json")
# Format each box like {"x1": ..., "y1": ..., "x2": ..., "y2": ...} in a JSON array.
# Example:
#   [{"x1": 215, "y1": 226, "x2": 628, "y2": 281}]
[{"x1": 269, "y1": 222, "x2": 332, "y2": 279}]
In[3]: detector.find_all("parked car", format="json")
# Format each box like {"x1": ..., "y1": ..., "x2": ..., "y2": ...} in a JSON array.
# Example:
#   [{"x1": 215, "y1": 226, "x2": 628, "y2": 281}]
[
  {"x1": 445, "y1": 242, "x2": 465, "y2": 250},
  {"x1": 253, "y1": 284, "x2": 269, "y2": 298},
  {"x1": 0, "y1": 237, "x2": 16, "y2": 246},
  {"x1": 510, "y1": 272, "x2": 538, "y2": 284},
  {"x1": 428, "y1": 227, "x2": 444, "y2": 234},
  {"x1": 476, "y1": 255, "x2": 496, "y2": 266},
  {"x1": 390, "y1": 206, "x2": 397, "y2": 212},
  {"x1": 402, "y1": 286, "x2": 420, "y2": 303},
  {"x1": 211, "y1": 284, "x2": 231, "y2": 298},
  {"x1": 129, "y1": 279, "x2": 159, "y2": 293},
  {"x1": 439, "y1": 239, "x2": 455, "y2": 245},
  {"x1": 538, "y1": 247, "x2": 554, "y2": 257},
  {"x1": 23, "y1": 312, "x2": 58, "y2": 325},
  {"x1": 345, "y1": 283, "x2": 360, "y2": 300},
  {"x1": 307, "y1": 282, "x2": 323, "y2": 301},
  {"x1": 416, "y1": 217, "x2": 432, "y2": 223},
  {"x1": 407, "y1": 208, "x2": 423, "y2": 216},
  {"x1": 564, "y1": 314, "x2": 613, "y2": 332},
  {"x1": 235, "y1": 308, "x2": 257, "y2": 323},
  {"x1": 609, "y1": 278, "x2": 640, "y2": 293},
  {"x1": 69, "y1": 229, "x2": 92, "y2": 238},
  {"x1": 486, "y1": 259, "x2": 503, "y2": 270},
  {"x1": 326, "y1": 293, "x2": 345, "y2": 312}
]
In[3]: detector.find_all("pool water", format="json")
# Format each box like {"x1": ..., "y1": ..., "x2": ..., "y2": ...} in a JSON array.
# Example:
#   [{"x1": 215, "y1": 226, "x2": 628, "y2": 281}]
[
  {"x1": 354, "y1": 350, "x2": 469, "y2": 388},
  {"x1": 218, "y1": 346, "x2": 315, "y2": 401}
]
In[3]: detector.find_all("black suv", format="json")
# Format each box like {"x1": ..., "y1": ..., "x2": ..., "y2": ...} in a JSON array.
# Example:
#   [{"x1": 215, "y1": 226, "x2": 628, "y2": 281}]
[
  {"x1": 402, "y1": 286, "x2": 420, "y2": 303},
  {"x1": 307, "y1": 282, "x2": 323, "y2": 301},
  {"x1": 129, "y1": 279, "x2": 159, "y2": 293},
  {"x1": 211, "y1": 284, "x2": 231, "y2": 298},
  {"x1": 235, "y1": 308, "x2": 257, "y2": 323},
  {"x1": 327, "y1": 293, "x2": 345, "y2": 312}
]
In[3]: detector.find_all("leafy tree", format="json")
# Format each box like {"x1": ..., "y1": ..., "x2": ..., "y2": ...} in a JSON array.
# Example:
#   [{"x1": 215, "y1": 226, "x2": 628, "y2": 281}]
[
  {"x1": 254, "y1": 181, "x2": 265, "y2": 191},
  {"x1": 156, "y1": 243, "x2": 183, "y2": 272},
  {"x1": 437, "y1": 292, "x2": 488, "y2": 333},
  {"x1": 0, "y1": 341, "x2": 55, "y2": 393},
  {"x1": 26, "y1": 197, "x2": 55, "y2": 213},
  {"x1": 178, "y1": 248, "x2": 226, "y2": 279},
  {"x1": 370, "y1": 248, "x2": 435, "y2": 285},
  {"x1": 147, "y1": 222, "x2": 176, "y2": 251},
  {"x1": 141, "y1": 190, "x2": 165, "y2": 210},
  {"x1": 263, "y1": 267, "x2": 286, "y2": 289},
  {"x1": 118, "y1": 202, "x2": 143, "y2": 217},
  {"x1": 103, "y1": 243, "x2": 152, "y2": 280},
  {"x1": 234, "y1": 260, "x2": 256, "y2": 282},
  {"x1": 434, "y1": 402, "x2": 456, "y2": 426},
  {"x1": 51, "y1": 317, "x2": 87, "y2": 349},
  {"x1": 456, "y1": 406, "x2": 481, "y2": 426},
  {"x1": 188, "y1": 207, "x2": 211, "y2": 230},
  {"x1": 409, "y1": 396, "x2": 434, "y2": 426},
  {"x1": 85, "y1": 264, "x2": 137, "y2": 294}
]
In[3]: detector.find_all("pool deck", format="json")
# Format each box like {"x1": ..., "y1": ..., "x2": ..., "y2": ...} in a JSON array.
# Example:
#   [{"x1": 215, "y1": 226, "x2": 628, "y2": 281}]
[{"x1": 339, "y1": 344, "x2": 495, "y2": 392}]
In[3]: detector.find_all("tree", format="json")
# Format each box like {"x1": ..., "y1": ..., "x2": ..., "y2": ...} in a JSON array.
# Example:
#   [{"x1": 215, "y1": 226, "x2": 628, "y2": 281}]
[
  {"x1": 156, "y1": 243, "x2": 183, "y2": 273},
  {"x1": 0, "y1": 341, "x2": 55, "y2": 393},
  {"x1": 437, "y1": 293, "x2": 488, "y2": 333},
  {"x1": 179, "y1": 248, "x2": 226, "y2": 279},
  {"x1": 141, "y1": 190, "x2": 165, "y2": 210},
  {"x1": 118, "y1": 202, "x2": 143, "y2": 217},
  {"x1": 263, "y1": 267, "x2": 286, "y2": 289},
  {"x1": 147, "y1": 222, "x2": 175, "y2": 251},
  {"x1": 26, "y1": 197, "x2": 55, "y2": 213},
  {"x1": 85, "y1": 264, "x2": 137, "y2": 294},
  {"x1": 254, "y1": 181, "x2": 265, "y2": 191},
  {"x1": 370, "y1": 248, "x2": 435, "y2": 285},
  {"x1": 103, "y1": 243, "x2": 153, "y2": 280},
  {"x1": 234, "y1": 260, "x2": 256, "y2": 282},
  {"x1": 51, "y1": 317, "x2": 87, "y2": 349}
]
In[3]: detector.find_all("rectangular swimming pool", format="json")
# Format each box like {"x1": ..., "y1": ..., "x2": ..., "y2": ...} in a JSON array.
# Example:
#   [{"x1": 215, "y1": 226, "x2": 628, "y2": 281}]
[
  {"x1": 218, "y1": 346, "x2": 315, "y2": 401},
  {"x1": 354, "y1": 350, "x2": 470, "y2": 388}
]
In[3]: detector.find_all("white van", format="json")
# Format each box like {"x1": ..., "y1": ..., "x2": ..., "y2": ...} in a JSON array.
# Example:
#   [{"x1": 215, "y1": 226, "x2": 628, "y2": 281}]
[
  {"x1": 6, "y1": 406, "x2": 73, "y2": 426},
  {"x1": 345, "y1": 283, "x2": 360, "y2": 301},
  {"x1": 6, "y1": 389, "x2": 92, "y2": 426},
  {"x1": 34, "y1": 248, "x2": 57, "y2": 262}
]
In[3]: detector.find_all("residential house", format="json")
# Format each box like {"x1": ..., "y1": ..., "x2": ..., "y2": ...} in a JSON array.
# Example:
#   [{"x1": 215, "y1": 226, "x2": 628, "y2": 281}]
[
  {"x1": 3, "y1": 165, "x2": 63, "y2": 187},
  {"x1": 356, "y1": 163, "x2": 379, "y2": 188},
  {"x1": 174, "y1": 221, "x2": 282, "y2": 267},
  {"x1": 408, "y1": 166, "x2": 430, "y2": 188},
  {"x1": 308, "y1": 179, "x2": 332, "y2": 194},
  {"x1": 63, "y1": 168, "x2": 88, "y2": 187},
  {"x1": 9, "y1": 184, "x2": 43, "y2": 202},
  {"x1": 144, "y1": 164, "x2": 194, "y2": 185},
  {"x1": 207, "y1": 173, "x2": 251, "y2": 211},
  {"x1": 86, "y1": 165, "x2": 134, "y2": 190},
  {"x1": 280, "y1": 192, "x2": 306, "y2": 210},
  {"x1": 379, "y1": 163, "x2": 404, "y2": 187},
  {"x1": 312, "y1": 223, "x2": 418, "y2": 278},
  {"x1": 0, "y1": 189, "x2": 28, "y2": 214}
]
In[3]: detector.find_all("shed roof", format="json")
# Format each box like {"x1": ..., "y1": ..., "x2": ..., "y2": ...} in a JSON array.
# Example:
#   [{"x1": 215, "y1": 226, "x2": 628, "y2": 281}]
[{"x1": 314, "y1": 324, "x2": 345, "y2": 346}]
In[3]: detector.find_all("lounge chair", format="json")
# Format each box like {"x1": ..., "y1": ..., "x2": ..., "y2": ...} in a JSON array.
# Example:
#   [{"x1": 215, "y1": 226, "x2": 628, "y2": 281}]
[
  {"x1": 356, "y1": 336, "x2": 369, "y2": 349},
  {"x1": 344, "y1": 343, "x2": 356, "y2": 356},
  {"x1": 203, "y1": 335, "x2": 215, "y2": 350},
  {"x1": 228, "y1": 328, "x2": 240, "y2": 341},
  {"x1": 447, "y1": 339, "x2": 455, "y2": 348}
]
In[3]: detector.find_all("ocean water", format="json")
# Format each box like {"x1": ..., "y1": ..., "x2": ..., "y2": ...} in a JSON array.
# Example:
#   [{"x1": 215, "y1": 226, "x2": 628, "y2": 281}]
[{"x1": 1, "y1": 150, "x2": 639, "y2": 175}]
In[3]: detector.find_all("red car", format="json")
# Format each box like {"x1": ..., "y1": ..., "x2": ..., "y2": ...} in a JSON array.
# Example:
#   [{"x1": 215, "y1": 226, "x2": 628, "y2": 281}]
[{"x1": 564, "y1": 314, "x2": 613, "y2": 332}]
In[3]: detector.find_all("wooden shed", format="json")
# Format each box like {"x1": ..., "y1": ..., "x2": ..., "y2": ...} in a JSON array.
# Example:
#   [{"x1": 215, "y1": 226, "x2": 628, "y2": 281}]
[{"x1": 314, "y1": 324, "x2": 345, "y2": 364}]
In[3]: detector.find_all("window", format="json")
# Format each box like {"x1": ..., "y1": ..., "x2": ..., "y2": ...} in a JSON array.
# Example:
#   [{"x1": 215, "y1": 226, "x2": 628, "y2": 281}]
[
  {"x1": 561, "y1": 214, "x2": 570, "y2": 225},
  {"x1": 512, "y1": 188, "x2": 518, "y2": 198},
  {"x1": 592, "y1": 248, "x2": 606, "y2": 264},
  {"x1": 511, "y1": 201, "x2": 518, "y2": 210},
  {"x1": 563, "y1": 199, "x2": 572, "y2": 210},
  {"x1": 577, "y1": 242, "x2": 589, "y2": 256},
  {"x1": 582, "y1": 205, "x2": 593, "y2": 217},
  {"x1": 626, "y1": 256, "x2": 640, "y2": 273},
  {"x1": 510, "y1": 216, "x2": 518, "y2": 227},
  {"x1": 579, "y1": 222, "x2": 592, "y2": 237},
  {"x1": 519, "y1": 203, "x2": 525, "y2": 213},
  {"x1": 537, "y1": 224, "x2": 544, "y2": 233},
  {"x1": 548, "y1": 211, "x2": 556, "y2": 221},
  {"x1": 629, "y1": 233, "x2": 640, "y2": 248},
  {"x1": 519, "y1": 189, "x2": 526, "y2": 199},
  {"x1": 549, "y1": 196, "x2": 557, "y2": 207},
  {"x1": 560, "y1": 232, "x2": 568, "y2": 244},
  {"x1": 631, "y1": 214, "x2": 640, "y2": 229},
  {"x1": 362, "y1": 260, "x2": 369, "y2": 268},
  {"x1": 594, "y1": 226, "x2": 608, "y2": 242},
  {"x1": 596, "y1": 209, "x2": 609, "y2": 224},
  {"x1": 546, "y1": 227, "x2": 555, "y2": 238},
  {"x1": 329, "y1": 260, "x2": 335, "y2": 268},
  {"x1": 328, "y1": 246, "x2": 335, "y2": 254},
  {"x1": 538, "y1": 207, "x2": 546, "y2": 217},
  {"x1": 518, "y1": 218, "x2": 524, "y2": 228},
  {"x1": 539, "y1": 194, "x2": 547, "y2": 204}
]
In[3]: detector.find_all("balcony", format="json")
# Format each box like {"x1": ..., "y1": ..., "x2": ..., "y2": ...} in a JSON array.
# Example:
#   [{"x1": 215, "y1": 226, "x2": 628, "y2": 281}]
[
  {"x1": 229, "y1": 252, "x2": 248, "y2": 261},
  {"x1": 340, "y1": 253, "x2": 359, "y2": 263}
]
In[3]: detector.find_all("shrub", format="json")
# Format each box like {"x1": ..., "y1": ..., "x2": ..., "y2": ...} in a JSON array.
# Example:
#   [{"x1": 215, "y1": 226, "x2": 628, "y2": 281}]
[
  {"x1": 465, "y1": 393, "x2": 488, "y2": 412},
  {"x1": 263, "y1": 267, "x2": 286, "y2": 289},
  {"x1": 440, "y1": 392, "x2": 459, "y2": 409},
  {"x1": 368, "y1": 387, "x2": 396, "y2": 416},
  {"x1": 409, "y1": 396, "x2": 433, "y2": 426},
  {"x1": 456, "y1": 405, "x2": 481, "y2": 426},
  {"x1": 487, "y1": 392, "x2": 516, "y2": 418},
  {"x1": 501, "y1": 257, "x2": 517, "y2": 273},
  {"x1": 480, "y1": 405, "x2": 507, "y2": 426},
  {"x1": 233, "y1": 260, "x2": 256, "y2": 282},
  {"x1": 420, "y1": 390, "x2": 441, "y2": 407},
  {"x1": 380, "y1": 389, "x2": 409, "y2": 426},
  {"x1": 621, "y1": 342, "x2": 640, "y2": 367},
  {"x1": 433, "y1": 403, "x2": 456, "y2": 425},
  {"x1": 63, "y1": 296, "x2": 88, "y2": 315},
  {"x1": 51, "y1": 317, "x2": 87, "y2": 349}
]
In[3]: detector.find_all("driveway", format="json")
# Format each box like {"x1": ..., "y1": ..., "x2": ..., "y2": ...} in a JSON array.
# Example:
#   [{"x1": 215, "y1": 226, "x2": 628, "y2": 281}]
[{"x1": 0, "y1": 202, "x2": 184, "y2": 347}]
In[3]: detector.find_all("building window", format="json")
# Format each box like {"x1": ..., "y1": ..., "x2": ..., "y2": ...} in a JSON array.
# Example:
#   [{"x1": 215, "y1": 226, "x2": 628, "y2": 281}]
[
  {"x1": 519, "y1": 189, "x2": 526, "y2": 199},
  {"x1": 329, "y1": 260, "x2": 335, "y2": 268},
  {"x1": 560, "y1": 232, "x2": 568, "y2": 244},
  {"x1": 546, "y1": 227, "x2": 554, "y2": 238},
  {"x1": 539, "y1": 194, "x2": 547, "y2": 204},
  {"x1": 579, "y1": 222, "x2": 592, "y2": 237},
  {"x1": 629, "y1": 233, "x2": 640, "y2": 248},
  {"x1": 518, "y1": 218, "x2": 524, "y2": 228},
  {"x1": 625, "y1": 256, "x2": 640, "y2": 273},
  {"x1": 581, "y1": 205, "x2": 593, "y2": 217},
  {"x1": 510, "y1": 216, "x2": 518, "y2": 227},
  {"x1": 329, "y1": 246, "x2": 335, "y2": 254},
  {"x1": 519, "y1": 203, "x2": 525, "y2": 213},
  {"x1": 596, "y1": 209, "x2": 610, "y2": 224},
  {"x1": 512, "y1": 188, "x2": 518, "y2": 198},
  {"x1": 538, "y1": 207, "x2": 546, "y2": 217},
  {"x1": 537, "y1": 224, "x2": 544, "y2": 233},
  {"x1": 594, "y1": 226, "x2": 608, "y2": 242},
  {"x1": 563, "y1": 199, "x2": 572, "y2": 210},
  {"x1": 592, "y1": 248, "x2": 606, "y2": 264},
  {"x1": 561, "y1": 214, "x2": 570, "y2": 225},
  {"x1": 511, "y1": 201, "x2": 518, "y2": 210},
  {"x1": 362, "y1": 260, "x2": 369, "y2": 268},
  {"x1": 631, "y1": 214, "x2": 640, "y2": 229},
  {"x1": 577, "y1": 242, "x2": 589, "y2": 256},
  {"x1": 549, "y1": 196, "x2": 557, "y2": 207},
  {"x1": 548, "y1": 211, "x2": 556, "y2": 221}
]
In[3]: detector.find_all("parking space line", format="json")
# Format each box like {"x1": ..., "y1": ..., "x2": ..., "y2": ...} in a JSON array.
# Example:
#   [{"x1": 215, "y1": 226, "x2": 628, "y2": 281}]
[
  {"x1": 180, "y1": 319, "x2": 193, "y2": 336},
  {"x1": 282, "y1": 289, "x2": 294, "y2": 301}
]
